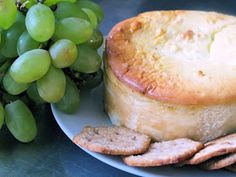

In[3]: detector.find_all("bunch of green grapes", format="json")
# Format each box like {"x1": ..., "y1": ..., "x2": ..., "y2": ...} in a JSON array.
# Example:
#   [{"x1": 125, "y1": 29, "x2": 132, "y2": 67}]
[{"x1": 0, "y1": 0, "x2": 104, "y2": 143}]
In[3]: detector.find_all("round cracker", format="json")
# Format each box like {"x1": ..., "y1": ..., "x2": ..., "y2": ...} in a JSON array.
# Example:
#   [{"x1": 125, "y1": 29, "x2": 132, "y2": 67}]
[
  {"x1": 187, "y1": 133, "x2": 236, "y2": 165},
  {"x1": 201, "y1": 153, "x2": 236, "y2": 170},
  {"x1": 123, "y1": 138, "x2": 203, "y2": 167},
  {"x1": 73, "y1": 126, "x2": 151, "y2": 155}
]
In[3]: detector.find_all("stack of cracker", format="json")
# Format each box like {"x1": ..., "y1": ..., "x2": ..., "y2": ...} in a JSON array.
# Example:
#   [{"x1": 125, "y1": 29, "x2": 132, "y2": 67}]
[{"x1": 73, "y1": 126, "x2": 236, "y2": 172}]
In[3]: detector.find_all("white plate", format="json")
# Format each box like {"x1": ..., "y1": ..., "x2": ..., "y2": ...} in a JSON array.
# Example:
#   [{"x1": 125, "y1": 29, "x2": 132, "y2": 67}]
[{"x1": 51, "y1": 84, "x2": 235, "y2": 177}]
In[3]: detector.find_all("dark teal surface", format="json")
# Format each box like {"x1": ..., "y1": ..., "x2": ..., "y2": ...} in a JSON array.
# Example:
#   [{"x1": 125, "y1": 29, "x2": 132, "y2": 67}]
[
  {"x1": 0, "y1": 105, "x2": 132, "y2": 177},
  {"x1": 1, "y1": 1, "x2": 236, "y2": 177}
]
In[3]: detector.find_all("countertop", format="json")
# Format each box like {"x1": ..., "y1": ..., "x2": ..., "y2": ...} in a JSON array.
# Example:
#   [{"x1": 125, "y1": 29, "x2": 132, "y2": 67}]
[{"x1": 1, "y1": 0, "x2": 236, "y2": 177}]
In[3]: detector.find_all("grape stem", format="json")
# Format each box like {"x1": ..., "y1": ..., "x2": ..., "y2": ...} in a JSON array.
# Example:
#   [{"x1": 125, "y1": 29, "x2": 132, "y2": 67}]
[
  {"x1": 16, "y1": 0, "x2": 21, "y2": 8},
  {"x1": 16, "y1": 0, "x2": 29, "y2": 12}
]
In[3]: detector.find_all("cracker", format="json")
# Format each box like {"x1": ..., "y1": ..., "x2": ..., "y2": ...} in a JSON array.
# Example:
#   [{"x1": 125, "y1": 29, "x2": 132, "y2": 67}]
[
  {"x1": 186, "y1": 133, "x2": 236, "y2": 165},
  {"x1": 201, "y1": 153, "x2": 236, "y2": 170},
  {"x1": 123, "y1": 138, "x2": 203, "y2": 167},
  {"x1": 73, "y1": 126, "x2": 151, "y2": 155},
  {"x1": 226, "y1": 163, "x2": 236, "y2": 173}
]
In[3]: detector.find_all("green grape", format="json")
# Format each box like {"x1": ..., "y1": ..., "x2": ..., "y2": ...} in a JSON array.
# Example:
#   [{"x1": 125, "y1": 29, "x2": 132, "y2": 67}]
[
  {"x1": 17, "y1": 31, "x2": 40, "y2": 55},
  {"x1": 44, "y1": 0, "x2": 76, "y2": 6},
  {"x1": 25, "y1": 3, "x2": 55, "y2": 42},
  {"x1": 0, "y1": 19, "x2": 25, "y2": 58},
  {"x1": 49, "y1": 39, "x2": 77, "y2": 68},
  {"x1": 54, "y1": 17, "x2": 93, "y2": 44},
  {"x1": 0, "y1": 11, "x2": 25, "y2": 57},
  {"x1": 27, "y1": 83, "x2": 46, "y2": 104},
  {"x1": 16, "y1": 11, "x2": 25, "y2": 23},
  {"x1": 77, "y1": 0, "x2": 104, "y2": 24},
  {"x1": 82, "y1": 8, "x2": 97, "y2": 28},
  {"x1": 56, "y1": 76, "x2": 80, "y2": 114},
  {"x1": 10, "y1": 49, "x2": 51, "y2": 83},
  {"x1": 70, "y1": 45, "x2": 102, "y2": 73},
  {"x1": 5, "y1": 100, "x2": 37, "y2": 143},
  {"x1": 0, "y1": 0, "x2": 17, "y2": 30},
  {"x1": 54, "y1": 2, "x2": 89, "y2": 21},
  {"x1": 84, "y1": 29, "x2": 103, "y2": 49},
  {"x1": 0, "y1": 102, "x2": 4, "y2": 129},
  {"x1": 3, "y1": 71, "x2": 29, "y2": 95},
  {"x1": 37, "y1": 66, "x2": 66, "y2": 103}
]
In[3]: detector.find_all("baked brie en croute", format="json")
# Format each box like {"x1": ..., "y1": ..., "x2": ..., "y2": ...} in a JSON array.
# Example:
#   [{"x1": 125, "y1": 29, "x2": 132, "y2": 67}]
[{"x1": 104, "y1": 10, "x2": 236, "y2": 142}]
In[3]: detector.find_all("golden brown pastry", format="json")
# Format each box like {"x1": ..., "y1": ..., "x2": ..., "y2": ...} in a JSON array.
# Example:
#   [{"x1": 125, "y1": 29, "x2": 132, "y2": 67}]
[{"x1": 104, "y1": 10, "x2": 236, "y2": 142}]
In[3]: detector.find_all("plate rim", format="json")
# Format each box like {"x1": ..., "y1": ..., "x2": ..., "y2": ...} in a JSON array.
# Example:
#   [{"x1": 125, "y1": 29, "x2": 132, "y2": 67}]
[
  {"x1": 50, "y1": 86, "x2": 236, "y2": 177},
  {"x1": 51, "y1": 103, "x2": 153, "y2": 177}
]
